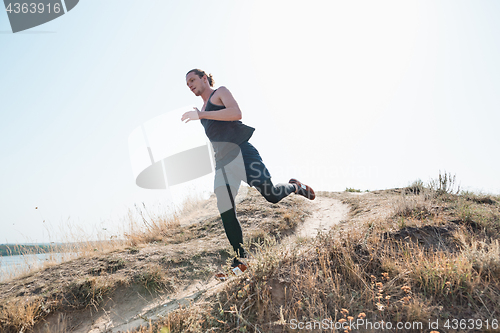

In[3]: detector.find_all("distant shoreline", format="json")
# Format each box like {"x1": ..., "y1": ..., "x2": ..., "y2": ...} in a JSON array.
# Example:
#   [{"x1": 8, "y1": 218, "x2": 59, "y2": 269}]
[
  {"x1": 0, "y1": 240, "x2": 120, "y2": 257},
  {"x1": 0, "y1": 244, "x2": 68, "y2": 257}
]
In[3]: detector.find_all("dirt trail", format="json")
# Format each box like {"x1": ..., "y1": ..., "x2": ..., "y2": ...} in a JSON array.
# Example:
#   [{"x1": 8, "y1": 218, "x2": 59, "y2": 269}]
[
  {"x1": 33, "y1": 194, "x2": 351, "y2": 333},
  {"x1": 180, "y1": 192, "x2": 351, "y2": 238},
  {"x1": 105, "y1": 196, "x2": 351, "y2": 332},
  {"x1": 295, "y1": 196, "x2": 350, "y2": 238}
]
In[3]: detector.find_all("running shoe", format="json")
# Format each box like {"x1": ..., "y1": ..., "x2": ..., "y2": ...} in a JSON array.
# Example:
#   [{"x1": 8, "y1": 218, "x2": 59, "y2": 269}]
[
  {"x1": 231, "y1": 258, "x2": 248, "y2": 275},
  {"x1": 289, "y1": 178, "x2": 315, "y2": 200},
  {"x1": 215, "y1": 258, "x2": 248, "y2": 281}
]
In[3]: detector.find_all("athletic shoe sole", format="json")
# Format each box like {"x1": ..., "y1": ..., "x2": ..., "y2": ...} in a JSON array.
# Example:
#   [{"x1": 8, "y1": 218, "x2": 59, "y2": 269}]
[{"x1": 289, "y1": 178, "x2": 315, "y2": 200}]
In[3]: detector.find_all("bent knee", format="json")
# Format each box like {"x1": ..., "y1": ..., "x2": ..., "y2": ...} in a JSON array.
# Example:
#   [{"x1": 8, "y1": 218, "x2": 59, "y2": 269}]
[{"x1": 263, "y1": 194, "x2": 280, "y2": 204}]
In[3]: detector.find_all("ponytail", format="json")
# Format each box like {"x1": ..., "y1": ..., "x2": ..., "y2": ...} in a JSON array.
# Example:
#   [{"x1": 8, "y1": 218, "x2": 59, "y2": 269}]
[{"x1": 186, "y1": 69, "x2": 215, "y2": 87}]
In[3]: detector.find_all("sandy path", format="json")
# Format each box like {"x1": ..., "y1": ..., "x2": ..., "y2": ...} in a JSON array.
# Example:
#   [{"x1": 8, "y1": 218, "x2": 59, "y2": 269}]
[
  {"x1": 112, "y1": 196, "x2": 350, "y2": 332},
  {"x1": 108, "y1": 280, "x2": 220, "y2": 333},
  {"x1": 71, "y1": 195, "x2": 351, "y2": 333},
  {"x1": 295, "y1": 196, "x2": 350, "y2": 238}
]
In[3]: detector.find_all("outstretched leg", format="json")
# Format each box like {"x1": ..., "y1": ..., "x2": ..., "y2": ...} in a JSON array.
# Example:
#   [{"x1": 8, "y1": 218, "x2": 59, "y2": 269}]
[
  {"x1": 253, "y1": 179, "x2": 296, "y2": 204},
  {"x1": 239, "y1": 142, "x2": 315, "y2": 202}
]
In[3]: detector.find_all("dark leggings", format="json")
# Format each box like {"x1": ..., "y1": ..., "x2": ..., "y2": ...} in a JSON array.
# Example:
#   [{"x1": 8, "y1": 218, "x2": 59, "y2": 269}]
[{"x1": 215, "y1": 180, "x2": 296, "y2": 258}]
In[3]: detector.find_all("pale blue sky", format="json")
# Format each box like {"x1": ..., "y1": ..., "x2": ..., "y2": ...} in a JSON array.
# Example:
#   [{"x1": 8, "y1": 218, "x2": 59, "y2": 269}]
[{"x1": 1, "y1": 0, "x2": 499, "y2": 243}]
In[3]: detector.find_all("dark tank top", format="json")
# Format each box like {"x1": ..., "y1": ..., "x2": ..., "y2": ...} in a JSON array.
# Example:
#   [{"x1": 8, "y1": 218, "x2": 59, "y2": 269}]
[{"x1": 201, "y1": 89, "x2": 255, "y2": 161}]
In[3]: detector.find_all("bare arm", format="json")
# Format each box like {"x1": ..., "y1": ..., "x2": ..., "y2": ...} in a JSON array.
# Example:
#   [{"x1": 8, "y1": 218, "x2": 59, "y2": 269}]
[
  {"x1": 199, "y1": 87, "x2": 242, "y2": 121},
  {"x1": 181, "y1": 87, "x2": 242, "y2": 123}
]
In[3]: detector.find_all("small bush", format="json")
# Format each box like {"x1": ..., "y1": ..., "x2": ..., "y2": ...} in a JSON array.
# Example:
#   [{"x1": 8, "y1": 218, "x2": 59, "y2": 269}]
[
  {"x1": 133, "y1": 264, "x2": 172, "y2": 292},
  {"x1": 429, "y1": 171, "x2": 461, "y2": 196},
  {"x1": 405, "y1": 179, "x2": 425, "y2": 195}
]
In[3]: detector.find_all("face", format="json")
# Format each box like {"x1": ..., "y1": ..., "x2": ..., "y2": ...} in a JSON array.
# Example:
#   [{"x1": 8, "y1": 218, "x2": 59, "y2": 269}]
[{"x1": 186, "y1": 72, "x2": 206, "y2": 96}]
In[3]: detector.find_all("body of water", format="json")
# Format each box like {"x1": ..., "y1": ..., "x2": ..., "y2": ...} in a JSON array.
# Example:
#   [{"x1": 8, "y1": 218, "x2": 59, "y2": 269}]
[{"x1": 0, "y1": 253, "x2": 68, "y2": 280}]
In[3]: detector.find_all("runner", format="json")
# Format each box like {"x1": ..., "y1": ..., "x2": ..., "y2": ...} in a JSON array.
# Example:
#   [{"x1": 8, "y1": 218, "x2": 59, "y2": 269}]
[{"x1": 181, "y1": 69, "x2": 315, "y2": 272}]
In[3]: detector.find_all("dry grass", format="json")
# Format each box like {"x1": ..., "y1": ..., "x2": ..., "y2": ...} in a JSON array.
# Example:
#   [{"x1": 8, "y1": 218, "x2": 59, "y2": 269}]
[
  {"x1": 0, "y1": 188, "x2": 307, "y2": 332},
  {"x1": 133, "y1": 263, "x2": 174, "y2": 292},
  {"x1": 0, "y1": 194, "x2": 212, "y2": 332},
  {"x1": 454, "y1": 197, "x2": 500, "y2": 239},
  {"x1": 65, "y1": 275, "x2": 121, "y2": 311},
  {"x1": 392, "y1": 191, "x2": 434, "y2": 221},
  {"x1": 132, "y1": 230, "x2": 441, "y2": 332},
  {"x1": 0, "y1": 297, "x2": 45, "y2": 333},
  {"x1": 130, "y1": 174, "x2": 500, "y2": 333},
  {"x1": 460, "y1": 236, "x2": 500, "y2": 281},
  {"x1": 3, "y1": 172, "x2": 500, "y2": 333}
]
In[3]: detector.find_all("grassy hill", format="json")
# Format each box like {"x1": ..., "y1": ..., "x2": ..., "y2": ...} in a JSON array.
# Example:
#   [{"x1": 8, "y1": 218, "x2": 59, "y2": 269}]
[{"x1": 1, "y1": 173, "x2": 499, "y2": 333}]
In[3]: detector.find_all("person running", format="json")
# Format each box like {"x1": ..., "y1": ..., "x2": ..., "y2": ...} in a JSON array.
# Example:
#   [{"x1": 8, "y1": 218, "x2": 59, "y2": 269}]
[{"x1": 181, "y1": 69, "x2": 315, "y2": 272}]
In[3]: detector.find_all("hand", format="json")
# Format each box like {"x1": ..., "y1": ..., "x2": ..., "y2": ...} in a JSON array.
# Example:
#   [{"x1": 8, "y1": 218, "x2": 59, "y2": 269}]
[{"x1": 181, "y1": 107, "x2": 201, "y2": 123}]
